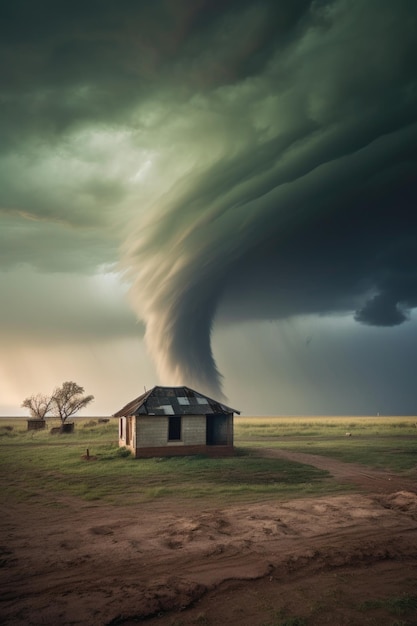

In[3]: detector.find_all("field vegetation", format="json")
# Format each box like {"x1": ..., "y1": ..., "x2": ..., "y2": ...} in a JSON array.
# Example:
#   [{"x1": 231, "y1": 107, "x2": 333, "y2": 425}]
[
  {"x1": 236, "y1": 416, "x2": 417, "y2": 472},
  {"x1": 1, "y1": 415, "x2": 416, "y2": 506},
  {"x1": 236, "y1": 415, "x2": 417, "y2": 438}
]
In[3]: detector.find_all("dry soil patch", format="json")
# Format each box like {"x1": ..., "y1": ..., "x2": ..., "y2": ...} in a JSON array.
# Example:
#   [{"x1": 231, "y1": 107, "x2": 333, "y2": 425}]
[{"x1": 1, "y1": 450, "x2": 417, "y2": 625}]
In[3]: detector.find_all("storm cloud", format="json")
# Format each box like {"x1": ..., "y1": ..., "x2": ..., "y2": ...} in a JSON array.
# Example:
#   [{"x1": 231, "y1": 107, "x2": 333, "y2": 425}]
[
  {"x1": 121, "y1": 0, "x2": 417, "y2": 396},
  {"x1": 1, "y1": 0, "x2": 416, "y2": 408}
]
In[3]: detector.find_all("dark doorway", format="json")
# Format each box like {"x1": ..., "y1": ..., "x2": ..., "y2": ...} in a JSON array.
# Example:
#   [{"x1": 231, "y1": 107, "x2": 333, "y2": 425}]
[
  {"x1": 206, "y1": 414, "x2": 228, "y2": 445},
  {"x1": 125, "y1": 417, "x2": 132, "y2": 445},
  {"x1": 168, "y1": 415, "x2": 181, "y2": 441}
]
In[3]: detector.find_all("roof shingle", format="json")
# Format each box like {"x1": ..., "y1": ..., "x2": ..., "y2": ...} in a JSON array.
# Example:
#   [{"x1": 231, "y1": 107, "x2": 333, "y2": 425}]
[{"x1": 113, "y1": 386, "x2": 240, "y2": 417}]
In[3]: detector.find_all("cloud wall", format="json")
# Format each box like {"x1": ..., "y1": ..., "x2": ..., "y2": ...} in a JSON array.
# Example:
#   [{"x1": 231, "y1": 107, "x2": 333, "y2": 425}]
[
  {"x1": 1, "y1": 0, "x2": 416, "y2": 406},
  {"x1": 122, "y1": 0, "x2": 417, "y2": 397}
]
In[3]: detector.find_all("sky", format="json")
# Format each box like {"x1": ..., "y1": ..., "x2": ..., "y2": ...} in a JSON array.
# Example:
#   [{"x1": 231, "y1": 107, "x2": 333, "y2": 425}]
[{"x1": 1, "y1": 0, "x2": 417, "y2": 416}]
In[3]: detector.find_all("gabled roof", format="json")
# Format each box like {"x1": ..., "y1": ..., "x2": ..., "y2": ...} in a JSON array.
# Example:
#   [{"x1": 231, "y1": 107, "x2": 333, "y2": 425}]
[{"x1": 113, "y1": 386, "x2": 240, "y2": 417}]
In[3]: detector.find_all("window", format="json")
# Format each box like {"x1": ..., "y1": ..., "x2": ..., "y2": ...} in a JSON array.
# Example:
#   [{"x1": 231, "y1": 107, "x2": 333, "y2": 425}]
[
  {"x1": 168, "y1": 416, "x2": 181, "y2": 441},
  {"x1": 160, "y1": 404, "x2": 174, "y2": 414}
]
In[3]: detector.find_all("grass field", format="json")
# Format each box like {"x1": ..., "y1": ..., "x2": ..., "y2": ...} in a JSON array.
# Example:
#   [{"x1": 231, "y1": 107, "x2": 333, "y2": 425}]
[
  {"x1": 236, "y1": 415, "x2": 417, "y2": 438},
  {"x1": 1, "y1": 416, "x2": 416, "y2": 505},
  {"x1": 236, "y1": 415, "x2": 417, "y2": 472}
]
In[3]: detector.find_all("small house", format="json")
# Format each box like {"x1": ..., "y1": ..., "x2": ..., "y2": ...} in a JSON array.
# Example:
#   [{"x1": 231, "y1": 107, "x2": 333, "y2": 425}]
[{"x1": 113, "y1": 385, "x2": 239, "y2": 458}]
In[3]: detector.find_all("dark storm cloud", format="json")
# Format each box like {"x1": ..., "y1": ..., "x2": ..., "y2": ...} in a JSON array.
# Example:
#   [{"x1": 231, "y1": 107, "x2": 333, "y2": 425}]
[
  {"x1": 354, "y1": 294, "x2": 409, "y2": 327},
  {"x1": 0, "y1": 0, "x2": 309, "y2": 145},
  {"x1": 1, "y1": 0, "x2": 416, "y2": 398},
  {"x1": 123, "y1": 0, "x2": 417, "y2": 396},
  {"x1": 0, "y1": 0, "x2": 310, "y2": 274}
]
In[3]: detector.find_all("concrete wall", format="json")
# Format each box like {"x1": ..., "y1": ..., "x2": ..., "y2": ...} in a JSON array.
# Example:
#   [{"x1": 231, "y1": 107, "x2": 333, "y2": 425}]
[
  {"x1": 134, "y1": 444, "x2": 235, "y2": 458},
  {"x1": 136, "y1": 414, "x2": 207, "y2": 447},
  {"x1": 119, "y1": 413, "x2": 234, "y2": 458},
  {"x1": 119, "y1": 416, "x2": 136, "y2": 454},
  {"x1": 27, "y1": 419, "x2": 46, "y2": 431},
  {"x1": 136, "y1": 416, "x2": 168, "y2": 447},
  {"x1": 181, "y1": 415, "x2": 206, "y2": 445}
]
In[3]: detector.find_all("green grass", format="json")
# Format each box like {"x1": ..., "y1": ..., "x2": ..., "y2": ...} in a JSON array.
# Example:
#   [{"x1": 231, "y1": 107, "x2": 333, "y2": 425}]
[
  {"x1": 1, "y1": 415, "x2": 416, "y2": 506},
  {"x1": 0, "y1": 443, "x2": 337, "y2": 505},
  {"x1": 235, "y1": 415, "x2": 417, "y2": 438},
  {"x1": 235, "y1": 416, "x2": 417, "y2": 473},
  {"x1": 0, "y1": 418, "x2": 342, "y2": 505},
  {"x1": 360, "y1": 594, "x2": 417, "y2": 616},
  {"x1": 262, "y1": 618, "x2": 306, "y2": 626},
  {"x1": 254, "y1": 438, "x2": 417, "y2": 472}
]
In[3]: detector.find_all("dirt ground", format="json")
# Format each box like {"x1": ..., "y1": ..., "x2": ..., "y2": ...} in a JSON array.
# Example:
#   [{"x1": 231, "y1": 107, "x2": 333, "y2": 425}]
[{"x1": 1, "y1": 449, "x2": 417, "y2": 626}]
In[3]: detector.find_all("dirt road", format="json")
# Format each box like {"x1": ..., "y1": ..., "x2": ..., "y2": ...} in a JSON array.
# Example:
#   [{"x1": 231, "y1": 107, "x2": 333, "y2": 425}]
[
  {"x1": 1, "y1": 450, "x2": 416, "y2": 625},
  {"x1": 258, "y1": 446, "x2": 417, "y2": 493}
]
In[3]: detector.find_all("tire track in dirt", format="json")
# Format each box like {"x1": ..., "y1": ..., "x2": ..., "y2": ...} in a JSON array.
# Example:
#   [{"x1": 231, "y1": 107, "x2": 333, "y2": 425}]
[
  {"x1": 256, "y1": 447, "x2": 417, "y2": 494},
  {"x1": 1, "y1": 451, "x2": 417, "y2": 625}
]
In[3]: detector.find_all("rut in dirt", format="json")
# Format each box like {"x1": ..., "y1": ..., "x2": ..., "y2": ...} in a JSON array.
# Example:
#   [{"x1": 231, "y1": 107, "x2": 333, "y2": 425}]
[{"x1": 256, "y1": 447, "x2": 417, "y2": 494}]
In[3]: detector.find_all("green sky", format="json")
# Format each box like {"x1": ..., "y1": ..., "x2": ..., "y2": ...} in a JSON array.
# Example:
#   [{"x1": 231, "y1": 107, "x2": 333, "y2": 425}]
[{"x1": 1, "y1": 0, "x2": 417, "y2": 415}]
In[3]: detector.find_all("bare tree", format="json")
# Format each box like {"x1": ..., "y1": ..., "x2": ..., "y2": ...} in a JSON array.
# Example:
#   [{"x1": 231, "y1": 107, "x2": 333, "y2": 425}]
[
  {"x1": 52, "y1": 381, "x2": 94, "y2": 423},
  {"x1": 22, "y1": 393, "x2": 53, "y2": 419}
]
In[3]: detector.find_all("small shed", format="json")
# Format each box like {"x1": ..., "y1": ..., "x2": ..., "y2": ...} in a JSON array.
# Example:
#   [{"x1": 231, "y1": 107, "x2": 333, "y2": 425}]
[{"x1": 113, "y1": 385, "x2": 240, "y2": 458}]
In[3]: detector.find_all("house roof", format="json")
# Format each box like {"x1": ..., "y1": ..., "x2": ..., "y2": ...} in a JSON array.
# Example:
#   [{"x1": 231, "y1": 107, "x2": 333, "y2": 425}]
[{"x1": 113, "y1": 386, "x2": 240, "y2": 417}]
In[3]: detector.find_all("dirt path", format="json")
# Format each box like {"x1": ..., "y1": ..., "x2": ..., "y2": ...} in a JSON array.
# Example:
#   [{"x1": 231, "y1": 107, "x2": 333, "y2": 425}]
[
  {"x1": 1, "y1": 452, "x2": 417, "y2": 625},
  {"x1": 257, "y1": 447, "x2": 417, "y2": 494}
]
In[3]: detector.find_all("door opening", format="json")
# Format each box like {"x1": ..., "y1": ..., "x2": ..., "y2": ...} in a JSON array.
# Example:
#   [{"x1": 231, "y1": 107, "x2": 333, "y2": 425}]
[{"x1": 206, "y1": 414, "x2": 228, "y2": 445}]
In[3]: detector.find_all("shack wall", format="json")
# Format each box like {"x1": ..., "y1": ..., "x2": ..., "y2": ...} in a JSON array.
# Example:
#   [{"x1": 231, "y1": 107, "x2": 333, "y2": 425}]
[
  {"x1": 181, "y1": 415, "x2": 206, "y2": 445},
  {"x1": 134, "y1": 444, "x2": 235, "y2": 458},
  {"x1": 118, "y1": 416, "x2": 136, "y2": 454},
  {"x1": 136, "y1": 414, "x2": 207, "y2": 447},
  {"x1": 136, "y1": 416, "x2": 168, "y2": 447}
]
